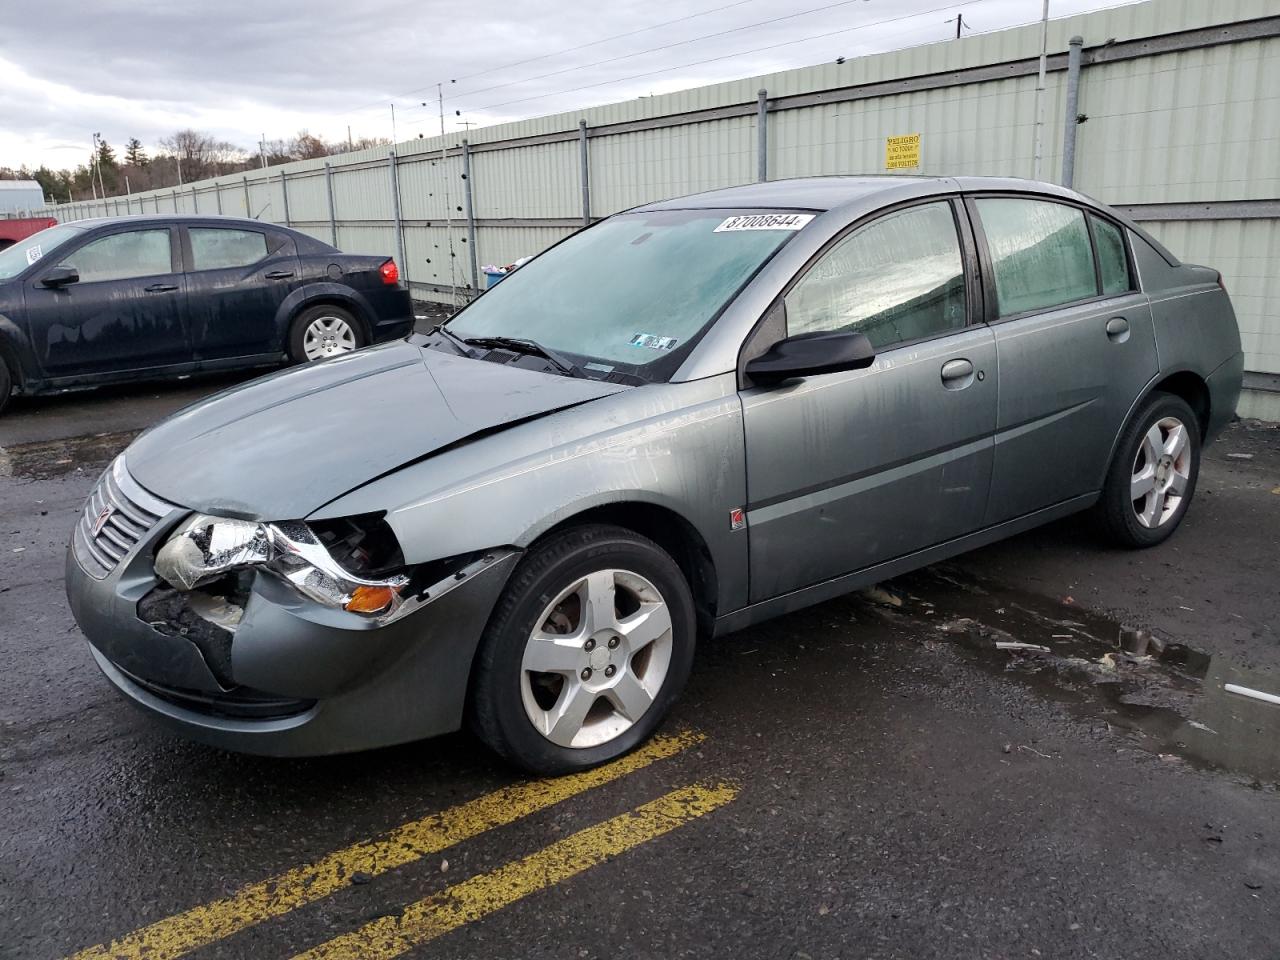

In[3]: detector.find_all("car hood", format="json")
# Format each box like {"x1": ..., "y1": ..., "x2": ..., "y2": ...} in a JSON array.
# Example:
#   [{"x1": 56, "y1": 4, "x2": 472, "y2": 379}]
[{"x1": 124, "y1": 340, "x2": 628, "y2": 519}]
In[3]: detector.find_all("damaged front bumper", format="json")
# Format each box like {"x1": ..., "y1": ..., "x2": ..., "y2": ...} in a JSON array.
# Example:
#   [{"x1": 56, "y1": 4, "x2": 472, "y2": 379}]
[{"x1": 65, "y1": 469, "x2": 519, "y2": 757}]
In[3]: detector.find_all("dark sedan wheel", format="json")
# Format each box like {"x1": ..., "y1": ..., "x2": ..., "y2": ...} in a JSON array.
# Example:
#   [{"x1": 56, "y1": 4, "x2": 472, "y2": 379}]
[
  {"x1": 1097, "y1": 392, "x2": 1200, "y2": 548},
  {"x1": 288, "y1": 304, "x2": 365, "y2": 363},
  {"x1": 469, "y1": 524, "x2": 696, "y2": 775}
]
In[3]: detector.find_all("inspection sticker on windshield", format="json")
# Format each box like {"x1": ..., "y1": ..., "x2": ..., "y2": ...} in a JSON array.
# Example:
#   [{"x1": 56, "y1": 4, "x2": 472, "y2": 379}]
[
  {"x1": 714, "y1": 213, "x2": 814, "y2": 232},
  {"x1": 630, "y1": 333, "x2": 678, "y2": 351},
  {"x1": 25, "y1": 244, "x2": 43, "y2": 266}
]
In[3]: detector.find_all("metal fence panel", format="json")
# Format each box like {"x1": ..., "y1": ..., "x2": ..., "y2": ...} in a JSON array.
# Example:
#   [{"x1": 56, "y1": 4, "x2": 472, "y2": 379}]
[
  {"x1": 590, "y1": 118, "x2": 756, "y2": 214},
  {"x1": 471, "y1": 142, "x2": 579, "y2": 219},
  {"x1": 331, "y1": 163, "x2": 393, "y2": 221}
]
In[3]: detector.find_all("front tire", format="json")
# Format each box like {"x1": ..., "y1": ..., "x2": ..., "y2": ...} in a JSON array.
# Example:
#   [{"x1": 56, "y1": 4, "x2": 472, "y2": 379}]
[
  {"x1": 469, "y1": 524, "x2": 696, "y2": 775},
  {"x1": 1096, "y1": 392, "x2": 1200, "y2": 548},
  {"x1": 0, "y1": 360, "x2": 12, "y2": 416},
  {"x1": 287, "y1": 304, "x2": 365, "y2": 363}
]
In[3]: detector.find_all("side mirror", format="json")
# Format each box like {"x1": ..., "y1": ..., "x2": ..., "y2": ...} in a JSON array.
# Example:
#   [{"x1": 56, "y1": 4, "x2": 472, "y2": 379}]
[
  {"x1": 746, "y1": 329, "x2": 876, "y2": 386},
  {"x1": 41, "y1": 265, "x2": 79, "y2": 288}
]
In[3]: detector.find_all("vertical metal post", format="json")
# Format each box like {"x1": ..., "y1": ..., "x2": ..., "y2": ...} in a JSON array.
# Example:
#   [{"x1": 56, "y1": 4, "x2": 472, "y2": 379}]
[
  {"x1": 215, "y1": 182, "x2": 223, "y2": 214},
  {"x1": 388, "y1": 150, "x2": 408, "y2": 285},
  {"x1": 578, "y1": 120, "x2": 591, "y2": 227},
  {"x1": 279, "y1": 171, "x2": 291, "y2": 226},
  {"x1": 1061, "y1": 35, "x2": 1084, "y2": 188},
  {"x1": 462, "y1": 140, "x2": 479, "y2": 294},
  {"x1": 172, "y1": 189, "x2": 178, "y2": 213},
  {"x1": 757, "y1": 89, "x2": 769, "y2": 182},
  {"x1": 324, "y1": 162, "x2": 338, "y2": 246},
  {"x1": 242, "y1": 176, "x2": 251, "y2": 217},
  {"x1": 1031, "y1": 0, "x2": 1050, "y2": 180}
]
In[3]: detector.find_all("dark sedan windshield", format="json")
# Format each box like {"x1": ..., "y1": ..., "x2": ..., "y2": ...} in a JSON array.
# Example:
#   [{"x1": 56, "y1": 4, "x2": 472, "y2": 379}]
[
  {"x1": 446, "y1": 209, "x2": 809, "y2": 381},
  {"x1": 0, "y1": 224, "x2": 86, "y2": 281}
]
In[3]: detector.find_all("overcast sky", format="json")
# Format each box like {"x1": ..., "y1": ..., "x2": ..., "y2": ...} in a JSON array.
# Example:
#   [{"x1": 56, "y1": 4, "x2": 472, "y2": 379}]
[{"x1": 1, "y1": 0, "x2": 1137, "y2": 171}]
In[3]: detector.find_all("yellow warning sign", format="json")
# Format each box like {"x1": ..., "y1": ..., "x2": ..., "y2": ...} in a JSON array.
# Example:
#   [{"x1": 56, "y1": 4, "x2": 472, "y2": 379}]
[{"x1": 885, "y1": 133, "x2": 921, "y2": 170}]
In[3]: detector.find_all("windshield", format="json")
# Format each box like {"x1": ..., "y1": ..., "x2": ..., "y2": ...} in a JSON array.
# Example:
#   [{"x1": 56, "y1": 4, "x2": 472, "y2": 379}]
[
  {"x1": 445, "y1": 209, "x2": 809, "y2": 381},
  {"x1": 0, "y1": 224, "x2": 86, "y2": 281}
]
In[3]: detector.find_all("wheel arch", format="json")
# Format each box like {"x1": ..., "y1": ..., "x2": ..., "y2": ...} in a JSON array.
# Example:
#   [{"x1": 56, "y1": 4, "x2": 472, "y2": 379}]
[
  {"x1": 0, "y1": 315, "x2": 38, "y2": 393},
  {"x1": 276, "y1": 284, "x2": 376, "y2": 347},
  {"x1": 1149, "y1": 369, "x2": 1210, "y2": 438},
  {"x1": 1101, "y1": 367, "x2": 1210, "y2": 487},
  {"x1": 531, "y1": 501, "x2": 720, "y2": 639}
]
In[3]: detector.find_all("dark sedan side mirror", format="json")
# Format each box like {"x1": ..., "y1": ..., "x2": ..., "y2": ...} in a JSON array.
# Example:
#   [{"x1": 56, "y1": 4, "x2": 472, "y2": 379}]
[
  {"x1": 41, "y1": 265, "x2": 80, "y2": 288},
  {"x1": 746, "y1": 329, "x2": 876, "y2": 386}
]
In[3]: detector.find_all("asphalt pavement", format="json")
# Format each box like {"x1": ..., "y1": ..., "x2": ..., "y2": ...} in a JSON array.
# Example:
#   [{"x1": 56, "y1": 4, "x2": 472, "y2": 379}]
[{"x1": 2, "y1": 372, "x2": 1278, "y2": 960}]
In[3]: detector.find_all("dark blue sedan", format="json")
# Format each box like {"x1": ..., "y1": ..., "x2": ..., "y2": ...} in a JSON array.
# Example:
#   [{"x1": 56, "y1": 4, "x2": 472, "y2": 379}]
[{"x1": 0, "y1": 216, "x2": 414, "y2": 413}]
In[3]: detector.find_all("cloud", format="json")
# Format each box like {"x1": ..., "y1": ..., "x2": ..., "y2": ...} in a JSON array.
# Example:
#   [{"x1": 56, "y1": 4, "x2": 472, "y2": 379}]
[{"x1": 1, "y1": 0, "x2": 1134, "y2": 170}]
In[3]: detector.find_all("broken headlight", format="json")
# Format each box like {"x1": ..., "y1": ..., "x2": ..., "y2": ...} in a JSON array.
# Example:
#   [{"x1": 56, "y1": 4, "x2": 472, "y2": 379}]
[{"x1": 154, "y1": 513, "x2": 410, "y2": 617}]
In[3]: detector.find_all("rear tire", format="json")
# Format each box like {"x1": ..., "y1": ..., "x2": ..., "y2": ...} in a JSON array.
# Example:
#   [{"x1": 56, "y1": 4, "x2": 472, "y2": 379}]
[
  {"x1": 287, "y1": 304, "x2": 365, "y2": 363},
  {"x1": 469, "y1": 524, "x2": 696, "y2": 776},
  {"x1": 1096, "y1": 392, "x2": 1200, "y2": 548}
]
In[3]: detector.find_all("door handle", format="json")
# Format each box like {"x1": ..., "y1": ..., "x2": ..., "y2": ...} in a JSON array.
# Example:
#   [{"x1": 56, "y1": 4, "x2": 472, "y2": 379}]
[
  {"x1": 264, "y1": 270, "x2": 294, "y2": 280},
  {"x1": 144, "y1": 283, "x2": 178, "y2": 293},
  {"x1": 940, "y1": 358, "x2": 975, "y2": 390},
  {"x1": 1105, "y1": 316, "x2": 1130, "y2": 342}
]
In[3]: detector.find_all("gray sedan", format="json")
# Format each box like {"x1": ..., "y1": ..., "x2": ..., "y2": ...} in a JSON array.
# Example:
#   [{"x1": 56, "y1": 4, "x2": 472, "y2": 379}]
[{"x1": 65, "y1": 176, "x2": 1243, "y2": 774}]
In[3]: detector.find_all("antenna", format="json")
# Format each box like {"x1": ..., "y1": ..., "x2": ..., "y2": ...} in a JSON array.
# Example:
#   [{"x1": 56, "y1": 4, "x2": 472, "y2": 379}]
[{"x1": 947, "y1": 12, "x2": 969, "y2": 38}]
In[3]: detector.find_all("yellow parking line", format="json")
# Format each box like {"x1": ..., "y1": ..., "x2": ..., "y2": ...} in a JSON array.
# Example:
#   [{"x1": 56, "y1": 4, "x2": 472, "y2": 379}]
[
  {"x1": 65, "y1": 730, "x2": 704, "y2": 960},
  {"x1": 290, "y1": 780, "x2": 738, "y2": 960}
]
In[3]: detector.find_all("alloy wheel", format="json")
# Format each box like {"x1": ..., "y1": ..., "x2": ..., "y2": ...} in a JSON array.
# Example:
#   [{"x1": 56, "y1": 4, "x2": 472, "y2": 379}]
[
  {"x1": 1131, "y1": 415, "x2": 1191, "y2": 529},
  {"x1": 302, "y1": 315, "x2": 357, "y2": 360},
  {"x1": 520, "y1": 568, "x2": 674, "y2": 749}
]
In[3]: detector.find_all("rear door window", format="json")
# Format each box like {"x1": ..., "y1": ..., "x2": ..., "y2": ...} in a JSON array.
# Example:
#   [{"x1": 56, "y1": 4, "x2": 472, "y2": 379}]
[
  {"x1": 59, "y1": 229, "x2": 173, "y2": 283},
  {"x1": 1090, "y1": 215, "x2": 1132, "y2": 295},
  {"x1": 190, "y1": 228, "x2": 269, "y2": 271},
  {"x1": 975, "y1": 198, "x2": 1098, "y2": 317}
]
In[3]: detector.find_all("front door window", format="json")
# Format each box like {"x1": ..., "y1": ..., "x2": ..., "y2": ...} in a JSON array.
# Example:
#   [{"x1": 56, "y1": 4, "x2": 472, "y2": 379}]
[
  {"x1": 58, "y1": 229, "x2": 172, "y2": 283},
  {"x1": 784, "y1": 201, "x2": 967, "y2": 347}
]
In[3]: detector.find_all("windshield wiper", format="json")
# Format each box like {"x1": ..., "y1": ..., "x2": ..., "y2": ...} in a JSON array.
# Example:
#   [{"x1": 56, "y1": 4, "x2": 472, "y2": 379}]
[
  {"x1": 461, "y1": 335, "x2": 586, "y2": 379},
  {"x1": 432, "y1": 323, "x2": 471, "y2": 355}
]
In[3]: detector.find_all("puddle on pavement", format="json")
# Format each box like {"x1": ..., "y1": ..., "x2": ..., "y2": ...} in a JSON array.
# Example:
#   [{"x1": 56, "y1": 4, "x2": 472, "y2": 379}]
[
  {"x1": 0, "y1": 430, "x2": 138, "y2": 481},
  {"x1": 855, "y1": 568, "x2": 1280, "y2": 786}
]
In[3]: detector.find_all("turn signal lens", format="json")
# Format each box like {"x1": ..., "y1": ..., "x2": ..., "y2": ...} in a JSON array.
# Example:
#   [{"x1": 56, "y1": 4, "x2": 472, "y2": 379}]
[
  {"x1": 379, "y1": 259, "x2": 400, "y2": 285},
  {"x1": 345, "y1": 584, "x2": 399, "y2": 614}
]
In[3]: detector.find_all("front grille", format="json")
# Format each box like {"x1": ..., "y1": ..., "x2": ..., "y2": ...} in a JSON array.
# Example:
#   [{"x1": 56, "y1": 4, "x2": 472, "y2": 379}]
[{"x1": 74, "y1": 458, "x2": 173, "y2": 579}]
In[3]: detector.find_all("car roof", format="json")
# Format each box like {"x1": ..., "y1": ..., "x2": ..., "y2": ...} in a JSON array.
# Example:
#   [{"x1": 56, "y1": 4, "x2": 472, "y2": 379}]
[
  {"x1": 633, "y1": 175, "x2": 952, "y2": 212},
  {"x1": 633, "y1": 175, "x2": 1105, "y2": 213},
  {"x1": 67, "y1": 214, "x2": 286, "y2": 231},
  {"x1": 632, "y1": 174, "x2": 1179, "y2": 265}
]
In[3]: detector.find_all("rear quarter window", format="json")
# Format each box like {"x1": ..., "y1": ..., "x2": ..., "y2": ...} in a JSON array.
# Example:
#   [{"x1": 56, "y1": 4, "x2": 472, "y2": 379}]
[{"x1": 1090, "y1": 215, "x2": 1132, "y2": 295}]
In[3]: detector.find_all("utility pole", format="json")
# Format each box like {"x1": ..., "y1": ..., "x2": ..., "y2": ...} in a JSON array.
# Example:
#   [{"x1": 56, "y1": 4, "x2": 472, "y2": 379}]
[
  {"x1": 347, "y1": 125, "x2": 353, "y2": 151},
  {"x1": 390, "y1": 103, "x2": 398, "y2": 145},
  {"x1": 948, "y1": 13, "x2": 968, "y2": 38},
  {"x1": 176, "y1": 151, "x2": 183, "y2": 187},
  {"x1": 438, "y1": 82, "x2": 458, "y2": 305},
  {"x1": 259, "y1": 133, "x2": 268, "y2": 168},
  {"x1": 1031, "y1": 0, "x2": 1050, "y2": 180},
  {"x1": 91, "y1": 132, "x2": 107, "y2": 200}
]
